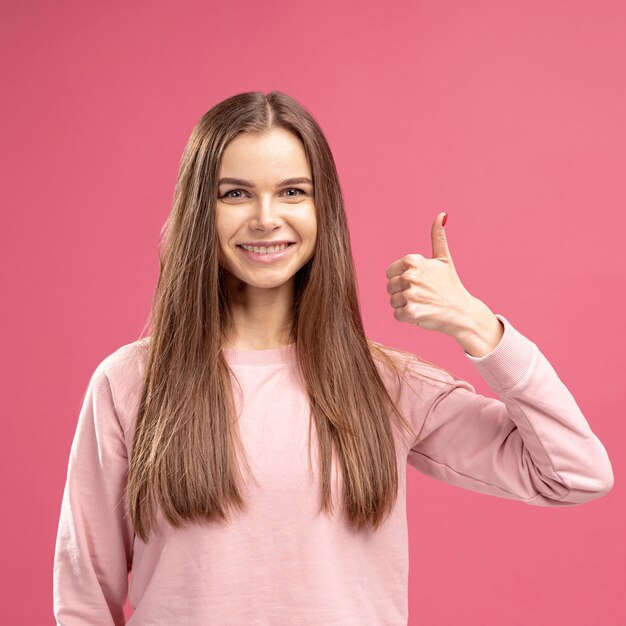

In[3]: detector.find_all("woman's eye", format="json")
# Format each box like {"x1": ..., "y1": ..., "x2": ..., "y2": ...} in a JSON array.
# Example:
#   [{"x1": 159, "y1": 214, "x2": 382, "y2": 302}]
[
  {"x1": 283, "y1": 188, "x2": 306, "y2": 197},
  {"x1": 220, "y1": 189, "x2": 247, "y2": 199}
]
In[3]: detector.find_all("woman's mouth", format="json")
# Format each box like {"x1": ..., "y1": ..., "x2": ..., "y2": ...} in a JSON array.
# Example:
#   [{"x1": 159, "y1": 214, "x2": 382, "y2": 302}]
[{"x1": 236, "y1": 242, "x2": 297, "y2": 263}]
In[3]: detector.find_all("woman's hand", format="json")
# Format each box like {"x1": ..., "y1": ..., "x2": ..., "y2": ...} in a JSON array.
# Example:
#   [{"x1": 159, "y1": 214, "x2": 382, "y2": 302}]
[{"x1": 385, "y1": 212, "x2": 504, "y2": 356}]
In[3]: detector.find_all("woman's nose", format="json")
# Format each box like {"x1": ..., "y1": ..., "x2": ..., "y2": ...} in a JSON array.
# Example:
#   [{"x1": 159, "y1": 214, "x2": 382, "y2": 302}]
[{"x1": 250, "y1": 197, "x2": 282, "y2": 226}]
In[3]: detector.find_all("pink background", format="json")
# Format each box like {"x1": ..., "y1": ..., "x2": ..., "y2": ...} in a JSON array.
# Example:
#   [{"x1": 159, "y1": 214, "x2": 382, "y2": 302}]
[{"x1": 1, "y1": 1, "x2": 624, "y2": 624}]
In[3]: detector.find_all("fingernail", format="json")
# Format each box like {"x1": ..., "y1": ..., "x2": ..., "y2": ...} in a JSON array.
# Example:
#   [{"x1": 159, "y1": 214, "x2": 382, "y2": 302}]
[{"x1": 442, "y1": 212, "x2": 448, "y2": 227}]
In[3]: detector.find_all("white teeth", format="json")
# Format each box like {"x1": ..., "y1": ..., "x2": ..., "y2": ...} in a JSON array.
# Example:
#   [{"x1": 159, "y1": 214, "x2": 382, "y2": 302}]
[{"x1": 241, "y1": 243, "x2": 290, "y2": 254}]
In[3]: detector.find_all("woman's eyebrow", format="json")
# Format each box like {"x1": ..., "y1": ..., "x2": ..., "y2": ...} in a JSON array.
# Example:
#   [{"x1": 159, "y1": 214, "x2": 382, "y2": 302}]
[{"x1": 218, "y1": 177, "x2": 313, "y2": 187}]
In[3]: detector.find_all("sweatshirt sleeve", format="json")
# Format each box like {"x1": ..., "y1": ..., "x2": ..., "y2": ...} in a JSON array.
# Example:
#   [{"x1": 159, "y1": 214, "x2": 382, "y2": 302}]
[
  {"x1": 53, "y1": 361, "x2": 134, "y2": 625},
  {"x1": 406, "y1": 314, "x2": 614, "y2": 505}
]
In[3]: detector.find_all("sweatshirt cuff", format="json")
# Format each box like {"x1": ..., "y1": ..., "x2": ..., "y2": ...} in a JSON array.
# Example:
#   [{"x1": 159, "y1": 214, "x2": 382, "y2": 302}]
[{"x1": 463, "y1": 313, "x2": 537, "y2": 392}]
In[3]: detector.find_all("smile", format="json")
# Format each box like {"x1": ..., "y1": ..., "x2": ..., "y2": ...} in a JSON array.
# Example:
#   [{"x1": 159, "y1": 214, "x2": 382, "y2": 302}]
[{"x1": 236, "y1": 242, "x2": 297, "y2": 263}]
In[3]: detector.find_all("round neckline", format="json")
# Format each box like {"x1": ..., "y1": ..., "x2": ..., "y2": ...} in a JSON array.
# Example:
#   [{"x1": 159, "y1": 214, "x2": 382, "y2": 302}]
[{"x1": 221, "y1": 341, "x2": 297, "y2": 365}]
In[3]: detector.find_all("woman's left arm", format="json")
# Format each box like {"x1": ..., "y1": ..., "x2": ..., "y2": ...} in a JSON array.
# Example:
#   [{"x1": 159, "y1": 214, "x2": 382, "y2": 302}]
[{"x1": 387, "y1": 212, "x2": 613, "y2": 504}]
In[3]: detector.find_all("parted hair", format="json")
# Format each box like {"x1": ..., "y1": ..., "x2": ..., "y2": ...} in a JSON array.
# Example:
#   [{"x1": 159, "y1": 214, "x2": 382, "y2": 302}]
[{"x1": 127, "y1": 90, "x2": 454, "y2": 543}]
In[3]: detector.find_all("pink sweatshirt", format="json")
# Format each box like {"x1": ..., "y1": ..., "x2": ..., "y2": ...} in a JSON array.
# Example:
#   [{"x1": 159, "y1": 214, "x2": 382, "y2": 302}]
[{"x1": 53, "y1": 314, "x2": 613, "y2": 625}]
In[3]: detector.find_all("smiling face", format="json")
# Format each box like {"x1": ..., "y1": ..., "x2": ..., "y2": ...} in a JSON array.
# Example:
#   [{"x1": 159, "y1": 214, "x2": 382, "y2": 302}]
[{"x1": 215, "y1": 127, "x2": 317, "y2": 295}]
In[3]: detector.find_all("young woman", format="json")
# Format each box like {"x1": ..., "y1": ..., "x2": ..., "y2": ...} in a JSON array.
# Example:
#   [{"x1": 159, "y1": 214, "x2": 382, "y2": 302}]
[{"x1": 53, "y1": 91, "x2": 613, "y2": 625}]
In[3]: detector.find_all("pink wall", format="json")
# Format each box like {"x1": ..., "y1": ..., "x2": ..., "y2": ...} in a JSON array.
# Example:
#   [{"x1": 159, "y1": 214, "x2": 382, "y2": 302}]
[{"x1": 1, "y1": 0, "x2": 624, "y2": 624}]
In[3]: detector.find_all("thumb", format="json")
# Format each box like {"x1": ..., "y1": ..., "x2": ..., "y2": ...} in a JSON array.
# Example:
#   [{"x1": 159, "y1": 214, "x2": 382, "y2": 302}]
[{"x1": 431, "y1": 212, "x2": 452, "y2": 261}]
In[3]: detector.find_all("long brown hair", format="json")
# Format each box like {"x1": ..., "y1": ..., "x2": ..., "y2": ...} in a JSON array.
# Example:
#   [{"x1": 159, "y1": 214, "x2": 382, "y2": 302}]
[{"x1": 127, "y1": 91, "x2": 455, "y2": 543}]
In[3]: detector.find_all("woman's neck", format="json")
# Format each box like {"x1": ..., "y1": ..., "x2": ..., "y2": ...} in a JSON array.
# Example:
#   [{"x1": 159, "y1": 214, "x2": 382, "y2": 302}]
[{"x1": 222, "y1": 276, "x2": 295, "y2": 350}]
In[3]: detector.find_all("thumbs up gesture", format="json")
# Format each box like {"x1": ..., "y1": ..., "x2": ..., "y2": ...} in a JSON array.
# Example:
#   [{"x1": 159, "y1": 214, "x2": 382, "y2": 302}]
[{"x1": 385, "y1": 212, "x2": 503, "y2": 354}]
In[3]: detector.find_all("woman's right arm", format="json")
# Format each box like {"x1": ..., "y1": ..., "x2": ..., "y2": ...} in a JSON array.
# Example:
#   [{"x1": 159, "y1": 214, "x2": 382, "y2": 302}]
[{"x1": 53, "y1": 363, "x2": 135, "y2": 626}]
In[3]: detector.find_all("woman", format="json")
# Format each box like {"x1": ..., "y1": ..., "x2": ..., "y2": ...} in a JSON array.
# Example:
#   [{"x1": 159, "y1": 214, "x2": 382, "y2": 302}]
[{"x1": 53, "y1": 91, "x2": 613, "y2": 625}]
